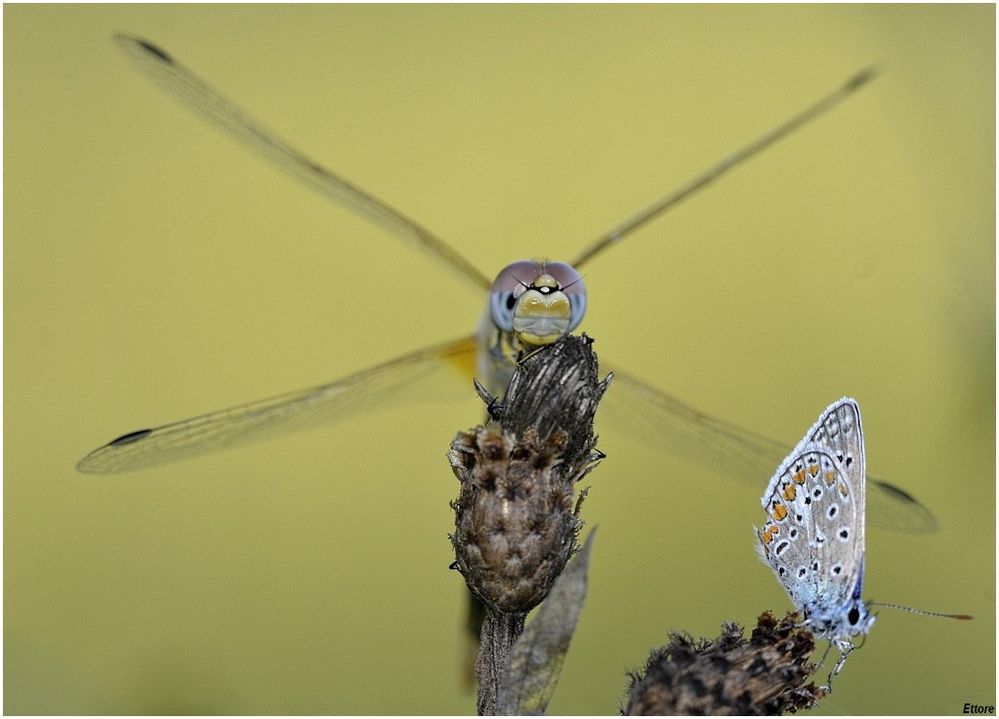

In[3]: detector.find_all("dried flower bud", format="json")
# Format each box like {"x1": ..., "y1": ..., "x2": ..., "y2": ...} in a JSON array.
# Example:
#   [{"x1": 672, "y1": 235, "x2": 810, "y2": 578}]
[
  {"x1": 448, "y1": 335, "x2": 609, "y2": 614},
  {"x1": 625, "y1": 611, "x2": 824, "y2": 715}
]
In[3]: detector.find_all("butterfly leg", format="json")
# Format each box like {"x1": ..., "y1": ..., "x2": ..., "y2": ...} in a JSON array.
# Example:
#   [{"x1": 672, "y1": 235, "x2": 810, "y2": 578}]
[{"x1": 822, "y1": 639, "x2": 856, "y2": 692}]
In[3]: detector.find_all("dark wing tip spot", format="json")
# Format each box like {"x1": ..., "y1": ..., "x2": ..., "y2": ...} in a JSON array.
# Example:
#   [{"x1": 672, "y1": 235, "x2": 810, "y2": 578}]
[
  {"x1": 872, "y1": 479, "x2": 916, "y2": 503},
  {"x1": 137, "y1": 39, "x2": 173, "y2": 64},
  {"x1": 116, "y1": 34, "x2": 174, "y2": 65},
  {"x1": 848, "y1": 66, "x2": 881, "y2": 91},
  {"x1": 109, "y1": 428, "x2": 154, "y2": 446},
  {"x1": 869, "y1": 478, "x2": 938, "y2": 533}
]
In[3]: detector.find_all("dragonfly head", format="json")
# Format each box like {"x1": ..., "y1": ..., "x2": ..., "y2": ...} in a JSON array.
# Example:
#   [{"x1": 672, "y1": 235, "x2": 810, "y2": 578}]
[{"x1": 489, "y1": 260, "x2": 587, "y2": 346}]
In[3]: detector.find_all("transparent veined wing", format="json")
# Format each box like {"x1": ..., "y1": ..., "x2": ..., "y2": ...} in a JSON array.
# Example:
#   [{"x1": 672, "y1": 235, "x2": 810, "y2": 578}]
[
  {"x1": 104, "y1": 35, "x2": 933, "y2": 532},
  {"x1": 77, "y1": 335, "x2": 477, "y2": 474},
  {"x1": 114, "y1": 34, "x2": 491, "y2": 292},
  {"x1": 599, "y1": 365, "x2": 936, "y2": 533},
  {"x1": 116, "y1": 33, "x2": 876, "y2": 291},
  {"x1": 570, "y1": 68, "x2": 878, "y2": 269},
  {"x1": 78, "y1": 333, "x2": 937, "y2": 532}
]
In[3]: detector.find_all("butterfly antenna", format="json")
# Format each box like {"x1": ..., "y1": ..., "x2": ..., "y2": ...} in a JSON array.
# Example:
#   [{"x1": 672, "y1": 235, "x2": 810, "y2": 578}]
[{"x1": 870, "y1": 602, "x2": 973, "y2": 621}]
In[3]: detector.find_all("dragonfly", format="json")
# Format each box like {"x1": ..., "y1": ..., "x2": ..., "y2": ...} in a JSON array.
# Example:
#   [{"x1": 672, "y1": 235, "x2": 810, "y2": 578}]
[{"x1": 78, "y1": 35, "x2": 935, "y2": 534}]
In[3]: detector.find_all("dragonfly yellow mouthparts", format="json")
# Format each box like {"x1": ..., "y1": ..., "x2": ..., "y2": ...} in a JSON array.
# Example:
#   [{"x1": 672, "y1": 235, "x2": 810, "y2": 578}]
[
  {"x1": 488, "y1": 260, "x2": 586, "y2": 351},
  {"x1": 78, "y1": 34, "x2": 935, "y2": 535}
]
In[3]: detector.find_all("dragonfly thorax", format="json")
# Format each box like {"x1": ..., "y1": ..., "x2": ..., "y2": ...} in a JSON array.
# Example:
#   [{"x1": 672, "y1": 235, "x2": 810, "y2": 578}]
[{"x1": 488, "y1": 260, "x2": 587, "y2": 347}]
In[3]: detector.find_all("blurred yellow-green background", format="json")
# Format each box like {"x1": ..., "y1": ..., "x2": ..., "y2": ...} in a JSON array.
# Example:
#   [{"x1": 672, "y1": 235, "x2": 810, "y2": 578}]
[{"x1": 5, "y1": 5, "x2": 994, "y2": 714}]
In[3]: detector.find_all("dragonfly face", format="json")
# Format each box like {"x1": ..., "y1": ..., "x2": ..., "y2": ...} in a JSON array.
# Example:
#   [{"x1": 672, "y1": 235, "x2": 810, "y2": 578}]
[
  {"x1": 479, "y1": 260, "x2": 588, "y2": 392},
  {"x1": 489, "y1": 260, "x2": 587, "y2": 348},
  {"x1": 76, "y1": 35, "x2": 936, "y2": 535}
]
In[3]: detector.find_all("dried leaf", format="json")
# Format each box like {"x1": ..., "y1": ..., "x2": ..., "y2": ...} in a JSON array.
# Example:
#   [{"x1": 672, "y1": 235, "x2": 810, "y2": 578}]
[{"x1": 496, "y1": 529, "x2": 596, "y2": 715}]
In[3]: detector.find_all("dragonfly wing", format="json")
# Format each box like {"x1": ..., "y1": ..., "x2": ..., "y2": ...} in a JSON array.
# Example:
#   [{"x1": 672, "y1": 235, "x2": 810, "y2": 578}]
[
  {"x1": 864, "y1": 477, "x2": 937, "y2": 534},
  {"x1": 571, "y1": 68, "x2": 878, "y2": 270},
  {"x1": 115, "y1": 35, "x2": 491, "y2": 291},
  {"x1": 599, "y1": 364, "x2": 936, "y2": 533},
  {"x1": 78, "y1": 335, "x2": 478, "y2": 474}
]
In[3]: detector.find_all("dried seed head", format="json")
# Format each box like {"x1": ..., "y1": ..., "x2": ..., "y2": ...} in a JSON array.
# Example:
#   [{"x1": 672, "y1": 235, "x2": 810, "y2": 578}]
[
  {"x1": 625, "y1": 611, "x2": 824, "y2": 715},
  {"x1": 448, "y1": 335, "x2": 608, "y2": 614}
]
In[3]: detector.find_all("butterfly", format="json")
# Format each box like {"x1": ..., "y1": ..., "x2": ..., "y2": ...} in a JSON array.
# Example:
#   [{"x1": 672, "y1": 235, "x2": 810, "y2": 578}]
[{"x1": 756, "y1": 398, "x2": 971, "y2": 688}]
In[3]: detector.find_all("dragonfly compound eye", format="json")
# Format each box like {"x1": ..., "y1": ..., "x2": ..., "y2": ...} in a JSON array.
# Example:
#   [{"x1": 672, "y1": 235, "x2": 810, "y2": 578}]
[{"x1": 489, "y1": 260, "x2": 587, "y2": 346}]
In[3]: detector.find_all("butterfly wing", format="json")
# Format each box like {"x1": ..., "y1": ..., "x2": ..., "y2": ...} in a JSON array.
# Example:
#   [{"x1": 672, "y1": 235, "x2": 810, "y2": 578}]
[
  {"x1": 805, "y1": 397, "x2": 867, "y2": 555},
  {"x1": 757, "y1": 444, "x2": 865, "y2": 629},
  {"x1": 757, "y1": 397, "x2": 872, "y2": 643}
]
